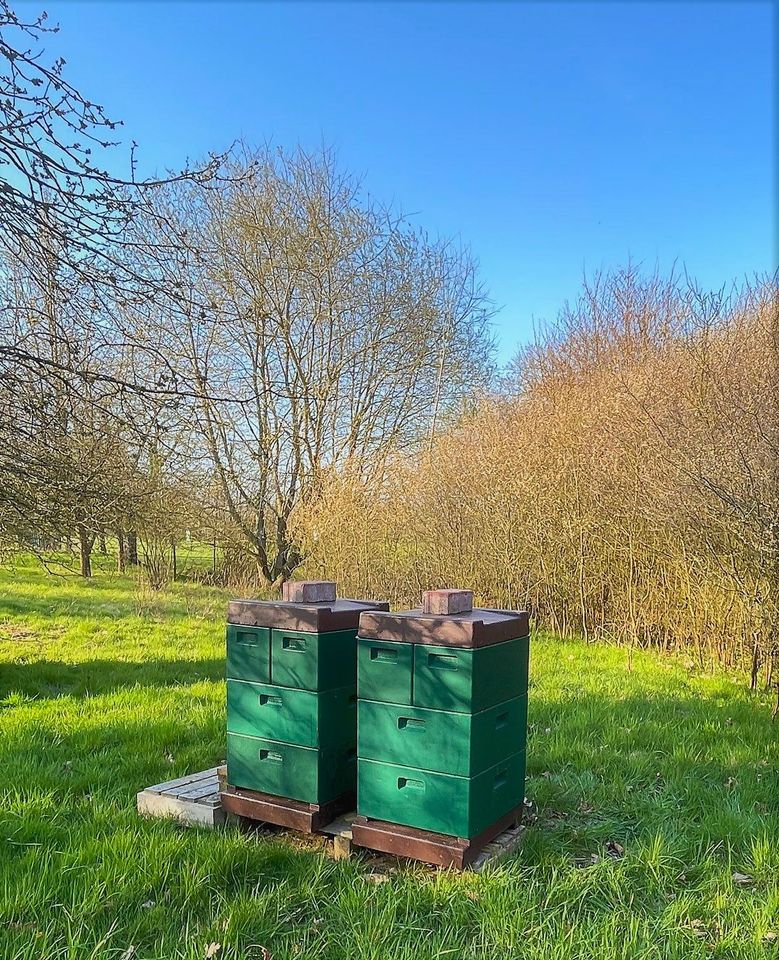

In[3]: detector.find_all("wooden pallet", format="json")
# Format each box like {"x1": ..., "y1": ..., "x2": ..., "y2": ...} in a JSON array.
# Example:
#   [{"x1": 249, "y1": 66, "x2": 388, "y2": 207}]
[
  {"x1": 220, "y1": 782, "x2": 355, "y2": 834},
  {"x1": 468, "y1": 821, "x2": 525, "y2": 871},
  {"x1": 351, "y1": 805, "x2": 523, "y2": 870},
  {"x1": 136, "y1": 766, "x2": 226, "y2": 828},
  {"x1": 136, "y1": 767, "x2": 526, "y2": 870}
]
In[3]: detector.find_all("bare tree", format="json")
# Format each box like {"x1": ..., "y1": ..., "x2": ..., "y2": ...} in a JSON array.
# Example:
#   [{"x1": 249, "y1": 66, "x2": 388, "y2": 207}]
[
  {"x1": 0, "y1": 1, "x2": 227, "y2": 552},
  {"x1": 131, "y1": 145, "x2": 495, "y2": 585}
]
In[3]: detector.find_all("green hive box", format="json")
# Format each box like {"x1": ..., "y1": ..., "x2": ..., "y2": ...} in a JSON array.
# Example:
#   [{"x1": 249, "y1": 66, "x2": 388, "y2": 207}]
[
  {"x1": 358, "y1": 635, "x2": 529, "y2": 712},
  {"x1": 228, "y1": 733, "x2": 356, "y2": 804},
  {"x1": 225, "y1": 589, "x2": 389, "y2": 804},
  {"x1": 357, "y1": 695, "x2": 527, "y2": 777},
  {"x1": 356, "y1": 598, "x2": 530, "y2": 839},
  {"x1": 227, "y1": 680, "x2": 356, "y2": 748},
  {"x1": 270, "y1": 628, "x2": 357, "y2": 691},
  {"x1": 357, "y1": 751, "x2": 526, "y2": 837}
]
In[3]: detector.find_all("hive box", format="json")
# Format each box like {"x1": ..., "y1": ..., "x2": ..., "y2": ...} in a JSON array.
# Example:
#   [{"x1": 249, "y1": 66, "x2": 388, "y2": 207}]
[
  {"x1": 356, "y1": 599, "x2": 530, "y2": 840},
  {"x1": 357, "y1": 695, "x2": 528, "y2": 777},
  {"x1": 225, "y1": 583, "x2": 389, "y2": 806},
  {"x1": 357, "y1": 751, "x2": 526, "y2": 838},
  {"x1": 227, "y1": 680, "x2": 356, "y2": 748},
  {"x1": 227, "y1": 734, "x2": 356, "y2": 804},
  {"x1": 357, "y1": 635, "x2": 529, "y2": 712}
]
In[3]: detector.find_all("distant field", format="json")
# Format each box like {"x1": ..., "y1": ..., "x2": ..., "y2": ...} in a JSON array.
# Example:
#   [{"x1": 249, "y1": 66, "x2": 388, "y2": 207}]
[{"x1": 0, "y1": 559, "x2": 777, "y2": 960}]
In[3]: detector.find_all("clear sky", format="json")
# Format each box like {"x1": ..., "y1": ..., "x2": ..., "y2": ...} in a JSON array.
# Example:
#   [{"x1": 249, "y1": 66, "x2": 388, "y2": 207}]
[{"x1": 22, "y1": 0, "x2": 776, "y2": 361}]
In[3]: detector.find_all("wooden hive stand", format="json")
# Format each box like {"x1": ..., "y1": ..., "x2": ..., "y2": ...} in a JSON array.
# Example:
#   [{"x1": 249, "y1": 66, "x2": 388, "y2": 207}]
[
  {"x1": 136, "y1": 766, "x2": 527, "y2": 871},
  {"x1": 351, "y1": 804, "x2": 523, "y2": 870}
]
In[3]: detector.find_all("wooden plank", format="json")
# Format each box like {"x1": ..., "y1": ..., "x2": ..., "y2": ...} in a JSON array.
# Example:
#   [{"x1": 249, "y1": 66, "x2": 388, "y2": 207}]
[
  {"x1": 333, "y1": 834, "x2": 352, "y2": 860},
  {"x1": 220, "y1": 785, "x2": 355, "y2": 834},
  {"x1": 469, "y1": 824, "x2": 525, "y2": 872},
  {"x1": 173, "y1": 779, "x2": 220, "y2": 801},
  {"x1": 352, "y1": 805, "x2": 522, "y2": 869},
  {"x1": 352, "y1": 818, "x2": 468, "y2": 868},
  {"x1": 145, "y1": 767, "x2": 220, "y2": 794}
]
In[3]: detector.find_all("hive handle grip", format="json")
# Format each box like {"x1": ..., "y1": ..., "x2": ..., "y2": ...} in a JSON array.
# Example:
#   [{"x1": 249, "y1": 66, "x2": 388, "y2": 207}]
[
  {"x1": 493, "y1": 769, "x2": 508, "y2": 790},
  {"x1": 397, "y1": 716, "x2": 425, "y2": 730},
  {"x1": 282, "y1": 636, "x2": 307, "y2": 652},
  {"x1": 397, "y1": 777, "x2": 425, "y2": 791},
  {"x1": 236, "y1": 633, "x2": 259, "y2": 646},
  {"x1": 427, "y1": 652, "x2": 459, "y2": 671},
  {"x1": 495, "y1": 711, "x2": 509, "y2": 730},
  {"x1": 259, "y1": 694, "x2": 283, "y2": 707},
  {"x1": 370, "y1": 647, "x2": 397, "y2": 663}
]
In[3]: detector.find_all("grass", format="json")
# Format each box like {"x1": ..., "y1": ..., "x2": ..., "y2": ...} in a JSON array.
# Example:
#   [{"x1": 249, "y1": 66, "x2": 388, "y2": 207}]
[{"x1": 0, "y1": 556, "x2": 777, "y2": 960}]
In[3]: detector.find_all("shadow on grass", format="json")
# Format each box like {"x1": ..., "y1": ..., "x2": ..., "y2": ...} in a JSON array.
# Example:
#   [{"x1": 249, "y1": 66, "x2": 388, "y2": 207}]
[
  {"x1": 0, "y1": 658, "x2": 226, "y2": 699},
  {"x1": 1, "y1": 651, "x2": 776, "y2": 867}
]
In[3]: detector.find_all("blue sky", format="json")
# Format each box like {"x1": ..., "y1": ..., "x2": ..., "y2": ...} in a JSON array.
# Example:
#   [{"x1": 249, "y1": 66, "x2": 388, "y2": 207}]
[{"x1": 24, "y1": 1, "x2": 775, "y2": 360}]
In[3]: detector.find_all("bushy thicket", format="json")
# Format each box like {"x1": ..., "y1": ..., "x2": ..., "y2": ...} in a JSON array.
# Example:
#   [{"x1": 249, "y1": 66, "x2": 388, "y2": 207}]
[{"x1": 293, "y1": 269, "x2": 779, "y2": 687}]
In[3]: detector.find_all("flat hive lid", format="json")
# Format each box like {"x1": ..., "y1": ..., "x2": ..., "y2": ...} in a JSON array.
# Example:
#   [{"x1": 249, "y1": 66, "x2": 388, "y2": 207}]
[
  {"x1": 358, "y1": 606, "x2": 529, "y2": 648},
  {"x1": 228, "y1": 597, "x2": 390, "y2": 632}
]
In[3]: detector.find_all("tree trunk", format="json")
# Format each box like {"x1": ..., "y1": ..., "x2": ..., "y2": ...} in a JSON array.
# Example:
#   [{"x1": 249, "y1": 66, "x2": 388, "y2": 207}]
[
  {"x1": 98, "y1": 533, "x2": 107, "y2": 554},
  {"x1": 127, "y1": 531, "x2": 139, "y2": 565},
  {"x1": 751, "y1": 634, "x2": 761, "y2": 692},
  {"x1": 171, "y1": 541, "x2": 177, "y2": 582},
  {"x1": 117, "y1": 531, "x2": 127, "y2": 572},
  {"x1": 78, "y1": 524, "x2": 93, "y2": 578}
]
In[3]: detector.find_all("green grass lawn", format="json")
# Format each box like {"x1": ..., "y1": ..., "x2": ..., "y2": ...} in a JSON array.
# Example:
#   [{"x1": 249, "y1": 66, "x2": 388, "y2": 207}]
[{"x1": 0, "y1": 558, "x2": 777, "y2": 960}]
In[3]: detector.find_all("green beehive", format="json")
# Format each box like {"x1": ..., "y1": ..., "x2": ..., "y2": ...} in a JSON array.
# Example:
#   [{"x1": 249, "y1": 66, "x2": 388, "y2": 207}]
[
  {"x1": 356, "y1": 589, "x2": 530, "y2": 839},
  {"x1": 358, "y1": 635, "x2": 529, "y2": 712},
  {"x1": 225, "y1": 581, "x2": 389, "y2": 805}
]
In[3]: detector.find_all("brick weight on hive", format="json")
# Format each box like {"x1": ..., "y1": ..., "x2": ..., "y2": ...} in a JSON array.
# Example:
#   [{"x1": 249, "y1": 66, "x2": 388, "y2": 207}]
[
  {"x1": 221, "y1": 581, "x2": 389, "y2": 832},
  {"x1": 352, "y1": 589, "x2": 530, "y2": 867}
]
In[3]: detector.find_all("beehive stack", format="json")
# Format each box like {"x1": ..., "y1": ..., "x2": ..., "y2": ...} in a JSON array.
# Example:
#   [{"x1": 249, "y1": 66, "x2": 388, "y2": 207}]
[
  {"x1": 353, "y1": 589, "x2": 530, "y2": 864},
  {"x1": 223, "y1": 581, "x2": 389, "y2": 828}
]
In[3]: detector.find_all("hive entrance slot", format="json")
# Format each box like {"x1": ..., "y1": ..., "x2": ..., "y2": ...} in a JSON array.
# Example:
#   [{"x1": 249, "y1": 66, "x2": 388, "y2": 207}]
[{"x1": 282, "y1": 636, "x2": 307, "y2": 652}]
